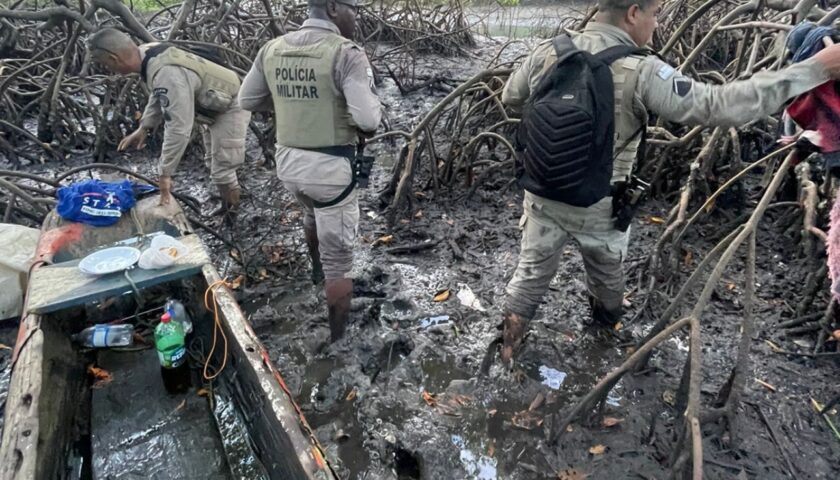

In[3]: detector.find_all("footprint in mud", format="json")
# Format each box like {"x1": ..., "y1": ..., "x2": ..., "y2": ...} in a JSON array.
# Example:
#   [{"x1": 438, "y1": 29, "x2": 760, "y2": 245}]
[{"x1": 363, "y1": 335, "x2": 415, "y2": 383}]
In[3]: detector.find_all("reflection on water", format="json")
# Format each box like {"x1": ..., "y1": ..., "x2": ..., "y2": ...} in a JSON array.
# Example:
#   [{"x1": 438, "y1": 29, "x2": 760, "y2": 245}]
[{"x1": 452, "y1": 434, "x2": 497, "y2": 480}]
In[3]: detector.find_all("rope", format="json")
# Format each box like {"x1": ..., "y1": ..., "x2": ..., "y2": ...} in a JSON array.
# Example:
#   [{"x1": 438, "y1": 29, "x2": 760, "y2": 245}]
[{"x1": 202, "y1": 278, "x2": 232, "y2": 381}]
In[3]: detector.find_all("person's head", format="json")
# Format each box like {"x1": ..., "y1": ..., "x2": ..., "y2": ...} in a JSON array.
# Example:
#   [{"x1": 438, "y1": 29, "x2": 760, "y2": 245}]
[
  {"x1": 88, "y1": 28, "x2": 142, "y2": 75},
  {"x1": 596, "y1": 0, "x2": 661, "y2": 47},
  {"x1": 308, "y1": 0, "x2": 359, "y2": 40}
]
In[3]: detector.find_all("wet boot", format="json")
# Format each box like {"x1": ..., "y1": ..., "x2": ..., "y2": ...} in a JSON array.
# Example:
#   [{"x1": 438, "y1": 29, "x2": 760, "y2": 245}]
[
  {"x1": 501, "y1": 311, "x2": 529, "y2": 368},
  {"x1": 587, "y1": 295, "x2": 630, "y2": 341},
  {"x1": 210, "y1": 184, "x2": 240, "y2": 225},
  {"x1": 325, "y1": 278, "x2": 352, "y2": 343},
  {"x1": 303, "y1": 223, "x2": 325, "y2": 285}
]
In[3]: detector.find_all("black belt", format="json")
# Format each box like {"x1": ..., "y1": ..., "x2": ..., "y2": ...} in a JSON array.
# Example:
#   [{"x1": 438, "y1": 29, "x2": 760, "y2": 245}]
[{"x1": 300, "y1": 145, "x2": 357, "y2": 209}]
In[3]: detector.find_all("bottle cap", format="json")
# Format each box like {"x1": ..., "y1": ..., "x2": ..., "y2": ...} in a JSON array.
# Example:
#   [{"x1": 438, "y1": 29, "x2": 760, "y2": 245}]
[{"x1": 161, "y1": 312, "x2": 172, "y2": 323}]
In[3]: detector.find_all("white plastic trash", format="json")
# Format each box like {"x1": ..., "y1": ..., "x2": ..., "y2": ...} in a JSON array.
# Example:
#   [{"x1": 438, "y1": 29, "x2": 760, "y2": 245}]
[{"x1": 138, "y1": 235, "x2": 188, "y2": 270}]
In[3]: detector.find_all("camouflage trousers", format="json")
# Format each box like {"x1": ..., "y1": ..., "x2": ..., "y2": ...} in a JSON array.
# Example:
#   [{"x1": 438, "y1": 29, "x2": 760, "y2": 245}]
[{"x1": 504, "y1": 191, "x2": 629, "y2": 320}]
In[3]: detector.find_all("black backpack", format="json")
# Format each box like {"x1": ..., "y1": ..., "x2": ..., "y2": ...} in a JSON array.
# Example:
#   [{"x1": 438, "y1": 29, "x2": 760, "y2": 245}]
[{"x1": 516, "y1": 35, "x2": 645, "y2": 207}]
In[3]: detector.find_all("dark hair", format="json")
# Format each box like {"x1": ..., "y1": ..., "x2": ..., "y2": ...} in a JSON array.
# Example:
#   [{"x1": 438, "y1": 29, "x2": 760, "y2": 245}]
[{"x1": 598, "y1": 0, "x2": 658, "y2": 13}]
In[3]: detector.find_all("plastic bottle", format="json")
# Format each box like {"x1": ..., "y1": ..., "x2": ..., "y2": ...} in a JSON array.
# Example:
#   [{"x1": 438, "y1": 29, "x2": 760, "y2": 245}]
[
  {"x1": 164, "y1": 299, "x2": 193, "y2": 334},
  {"x1": 73, "y1": 324, "x2": 134, "y2": 348},
  {"x1": 154, "y1": 313, "x2": 191, "y2": 394}
]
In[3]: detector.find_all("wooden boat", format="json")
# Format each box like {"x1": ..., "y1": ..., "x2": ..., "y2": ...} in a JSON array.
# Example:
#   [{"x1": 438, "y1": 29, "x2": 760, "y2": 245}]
[{"x1": 0, "y1": 193, "x2": 335, "y2": 480}]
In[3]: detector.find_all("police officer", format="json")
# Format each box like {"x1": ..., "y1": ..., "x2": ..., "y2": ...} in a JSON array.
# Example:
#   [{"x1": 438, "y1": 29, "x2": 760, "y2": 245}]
[
  {"x1": 499, "y1": 0, "x2": 840, "y2": 366},
  {"x1": 239, "y1": 0, "x2": 381, "y2": 343},
  {"x1": 88, "y1": 28, "x2": 250, "y2": 216}
]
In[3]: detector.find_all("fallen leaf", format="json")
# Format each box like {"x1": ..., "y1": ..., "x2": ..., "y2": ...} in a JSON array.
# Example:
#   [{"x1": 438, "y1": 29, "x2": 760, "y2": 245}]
[
  {"x1": 446, "y1": 219, "x2": 455, "y2": 226},
  {"x1": 414, "y1": 210, "x2": 424, "y2": 218},
  {"x1": 0, "y1": 343, "x2": 12, "y2": 350},
  {"x1": 372, "y1": 234, "x2": 394, "y2": 247},
  {"x1": 566, "y1": 425, "x2": 574, "y2": 433},
  {"x1": 433, "y1": 289, "x2": 450, "y2": 302},
  {"x1": 557, "y1": 468, "x2": 589, "y2": 480},
  {"x1": 588, "y1": 444, "x2": 607, "y2": 455},
  {"x1": 175, "y1": 398, "x2": 187, "y2": 412},
  {"x1": 832, "y1": 330, "x2": 840, "y2": 341},
  {"x1": 511, "y1": 409, "x2": 543, "y2": 430},
  {"x1": 683, "y1": 250, "x2": 693, "y2": 266},
  {"x1": 258, "y1": 268, "x2": 270, "y2": 280},
  {"x1": 422, "y1": 391, "x2": 437, "y2": 407},
  {"x1": 230, "y1": 275, "x2": 245, "y2": 290},
  {"x1": 230, "y1": 248, "x2": 240, "y2": 260},
  {"x1": 261, "y1": 244, "x2": 285, "y2": 264},
  {"x1": 726, "y1": 281, "x2": 737, "y2": 291},
  {"x1": 755, "y1": 378, "x2": 777, "y2": 392},
  {"x1": 346, "y1": 388, "x2": 357, "y2": 402},
  {"x1": 613, "y1": 321, "x2": 623, "y2": 331},
  {"x1": 648, "y1": 216, "x2": 665, "y2": 225},
  {"x1": 197, "y1": 388, "x2": 210, "y2": 397},
  {"x1": 400, "y1": 219, "x2": 410, "y2": 224},
  {"x1": 487, "y1": 408, "x2": 498, "y2": 417},
  {"x1": 602, "y1": 417, "x2": 624, "y2": 428},
  {"x1": 662, "y1": 389, "x2": 676, "y2": 406},
  {"x1": 87, "y1": 365, "x2": 113, "y2": 388},
  {"x1": 488, "y1": 442, "x2": 495, "y2": 457}
]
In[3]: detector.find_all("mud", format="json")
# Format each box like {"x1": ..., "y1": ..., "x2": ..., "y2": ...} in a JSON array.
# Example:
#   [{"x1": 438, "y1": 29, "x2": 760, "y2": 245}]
[{"x1": 1, "y1": 30, "x2": 839, "y2": 480}]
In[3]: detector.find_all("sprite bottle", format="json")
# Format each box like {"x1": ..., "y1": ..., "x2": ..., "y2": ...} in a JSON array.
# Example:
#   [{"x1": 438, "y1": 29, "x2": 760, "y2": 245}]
[{"x1": 155, "y1": 312, "x2": 190, "y2": 394}]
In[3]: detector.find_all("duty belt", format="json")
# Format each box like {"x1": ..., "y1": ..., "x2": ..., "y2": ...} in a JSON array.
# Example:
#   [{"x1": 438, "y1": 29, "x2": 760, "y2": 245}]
[{"x1": 301, "y1": 145, "x2": 360, "y2": 209}]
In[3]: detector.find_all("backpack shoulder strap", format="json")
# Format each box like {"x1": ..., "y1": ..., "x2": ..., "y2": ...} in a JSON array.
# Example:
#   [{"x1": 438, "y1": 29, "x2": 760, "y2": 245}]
[
  {"x1": 595, "y1": 45, "x2": 649, "y2": 65},
  {"x1": 551, "y1": 34, "x2": 582, "y2": 65}
]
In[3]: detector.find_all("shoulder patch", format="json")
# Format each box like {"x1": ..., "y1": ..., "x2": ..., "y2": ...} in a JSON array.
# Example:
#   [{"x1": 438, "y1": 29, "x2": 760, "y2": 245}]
[
  {"x1": 656, "y1": 64, "x2": 675, "y2": 80},
  {"x1": 673, "y1": 77, "x2": 692, "y2": 97}
]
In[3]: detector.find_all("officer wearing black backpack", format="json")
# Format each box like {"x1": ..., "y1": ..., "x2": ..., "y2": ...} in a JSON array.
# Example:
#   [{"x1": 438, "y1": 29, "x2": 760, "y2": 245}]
[{"x1": 498, "y1": 0, "x2": 840, "y2": 366}]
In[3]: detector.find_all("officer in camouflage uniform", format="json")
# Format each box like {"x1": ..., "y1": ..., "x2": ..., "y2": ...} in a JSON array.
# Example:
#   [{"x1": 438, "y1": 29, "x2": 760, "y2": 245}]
[
  {"x1": 499, "y1": 0, "x2": 840, "y2": 365},
  {"x1": 239, "y1": 0, "x2": 381, "y2": 343},
  {"x1": 88, "y1": 28, "x2": 250, "y2": 216}
]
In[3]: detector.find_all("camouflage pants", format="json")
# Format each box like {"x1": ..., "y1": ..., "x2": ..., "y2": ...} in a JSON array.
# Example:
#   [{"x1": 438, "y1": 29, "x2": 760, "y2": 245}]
[
  {"x1": 199, "y1": 97, "x2": 251, "y2": 188},
  {"x1": 504, "y1": 191, "x2": 628, "y2": 320}
]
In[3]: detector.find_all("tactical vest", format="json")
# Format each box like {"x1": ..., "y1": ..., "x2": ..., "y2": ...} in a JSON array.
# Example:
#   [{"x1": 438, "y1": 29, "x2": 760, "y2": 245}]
[
  {"x1": 141, "y1": 44, "x2": 241, "y2": 116},
  {"x1": 570, "y1": 32, "x2": 647, "y2": 183},
  {"x1": 262, "y1": 34, "x2": 357, "y2": 148}
]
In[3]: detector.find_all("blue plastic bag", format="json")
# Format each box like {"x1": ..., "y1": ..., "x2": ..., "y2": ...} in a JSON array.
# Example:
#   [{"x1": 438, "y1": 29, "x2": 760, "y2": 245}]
[{"x1": 56, "y1": 180, "x2": 147, "y2": 227}]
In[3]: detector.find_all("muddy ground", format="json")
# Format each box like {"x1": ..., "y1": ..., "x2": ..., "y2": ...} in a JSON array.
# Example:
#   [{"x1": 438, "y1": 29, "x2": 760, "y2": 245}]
[{"x1": 1, "y1": 34, "x2": 840, "y2": 480}]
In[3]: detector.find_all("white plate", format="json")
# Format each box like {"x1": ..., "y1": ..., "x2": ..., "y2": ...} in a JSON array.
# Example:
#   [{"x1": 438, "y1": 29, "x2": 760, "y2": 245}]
[{"x1": 78, "y1": 246, "x2": 141, "y2": 275}]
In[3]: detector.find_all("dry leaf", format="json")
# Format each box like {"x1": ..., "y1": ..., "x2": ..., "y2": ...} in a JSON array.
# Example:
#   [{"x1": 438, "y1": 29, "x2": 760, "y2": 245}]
[
  {"x1": 372, "y1": 234, "x2": 394, "y2": 247},
  {"x1": 566, "y1": 425, "x2": 574, "y2": 433},
  {"x1": 726, "y1": 282, "x2": 737, "y2": 291},
  {"x1": 488, "y1": 442, "x2": 495, "y2": 457},
  {"x1": 832, "y1": 330, "x2": 840, "y2": 341},
  {"x1": 414, "y1": 210, "x2": 424, "y2": 219},
  {"x1": 197, "y1": 388, "x2": 210, "y2": 397},
  {"x1": 558, "y1": 468, "x2": 589, "y2": 480},
  {"x1": 446, "y1": 219, "x2": 455, "y2": 226},
  {"x1": 683, "y1": 250, "x2": 693, "y2": 266},
  {"x1": 613, "y1": 321, "x2": 623, "y2": 331},
  {"x1": 511, "y1": 409, "x2": 543, "y2": 430},
  {"x1": 588, "y1": 444, "x2": 607, "y2": 455},
  {"x1": 414, "y1": 191, "x2": 426, "y2": 198},
  {"x1": 755, "y1": 378, "x2": 777, "y2": 392},
  {"x1": 487, "y1": 408, "x2": 498, "y2": 417},
  {"x1": 399, "y1": 219, "x2": 410, "y2": 224},
  {"x1": 433, "y1": 289, "x2": 450, "y2": 302},
  {"x1": 230, "y1": 275, "x2": 245, "y2": 290},
  {"x1": 662, "y1": 389, "x2": 676, "y2": 406},
  {"x1": 230, "y1": 248, "x2": 240, "y2": 260},
  {"x1": 258, "y1": 268, "x2": 270, "y2": 280},
  {"x1": 346, "y1": 388, "x2": 357, "y2": 402},
  {"x1": 87, "y1": 365, "x2": 112, "y2": 388},
  {"x1": 602, "y1": 417, "x2": 624, "y2": 428},
  {"x1": 175, "y1": 398, "x2": 187, "y2": 412},
  {"x1": 648, "y1": 216, "x2": 665, "y2": 225},
  {"x1": 0, "y1": 343, "x2": 12, "y2": 350},
  {"x1": 422, "y1": 391, "x2": 437, "y2": 407}
]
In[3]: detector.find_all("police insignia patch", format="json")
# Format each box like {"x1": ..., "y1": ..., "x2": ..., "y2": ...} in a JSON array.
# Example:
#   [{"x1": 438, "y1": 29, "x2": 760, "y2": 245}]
[
  {"x1": 657, "y1": 64, "x2": 675, "y2": 80},
  {"x1": 153, "y1": 88, "x2": 170, "y2": 107},
  {"x1": 673, "y1": 77, "x2": 692, "y2": 97}
]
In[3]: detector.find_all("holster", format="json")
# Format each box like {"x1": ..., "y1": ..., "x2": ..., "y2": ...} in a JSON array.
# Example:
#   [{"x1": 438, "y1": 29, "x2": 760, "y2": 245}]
[{"x1": 611, "y1": 176, "x2": 649, "y2": 232}]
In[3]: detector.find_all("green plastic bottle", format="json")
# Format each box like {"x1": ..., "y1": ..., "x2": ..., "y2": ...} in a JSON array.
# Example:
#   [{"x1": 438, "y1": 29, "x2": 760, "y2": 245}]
[{"x1": 155, "y1": 312, "x2": 190, "y2": 394}]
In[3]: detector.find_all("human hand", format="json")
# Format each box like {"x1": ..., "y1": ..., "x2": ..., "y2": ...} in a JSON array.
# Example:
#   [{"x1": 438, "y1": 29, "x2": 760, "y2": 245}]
[{"x1": 118, "y1": 127, "x2": 148, "y2": 151}]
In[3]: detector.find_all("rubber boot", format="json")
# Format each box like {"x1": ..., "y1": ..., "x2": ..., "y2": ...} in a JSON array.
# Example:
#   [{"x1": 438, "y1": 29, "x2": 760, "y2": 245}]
[
  {"x1": 303, "y1": 222, "x2": 325, "y2": 285},
  {"x1": 325, "y1": 278, "x2": 352, "y2": 343},
  {"x1": 587, "y1": 295, "x2": 624, "y2": 328},
  {"x1": 210, "y1": 184, "x2": 240, "y2": 225},
  {"x1": 501, "y1": 311, "x2": 528, "y2": 368}
]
